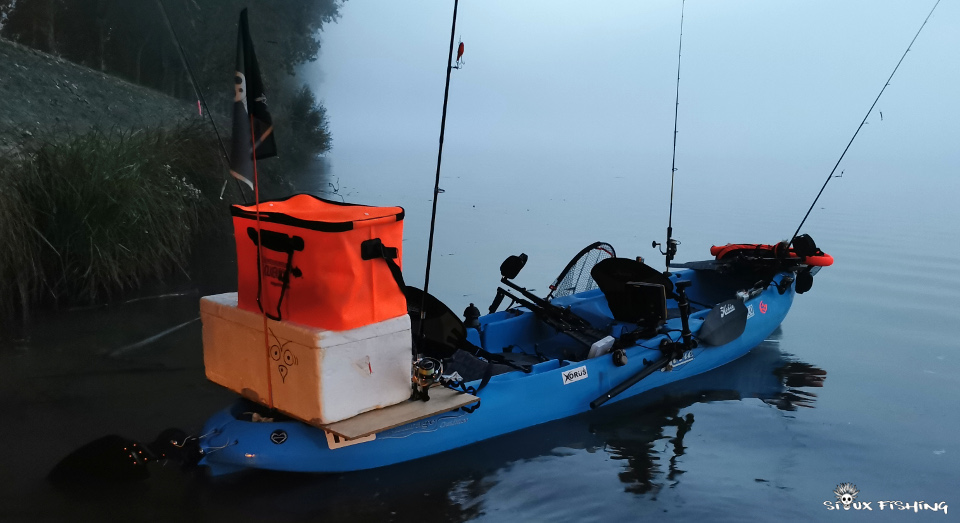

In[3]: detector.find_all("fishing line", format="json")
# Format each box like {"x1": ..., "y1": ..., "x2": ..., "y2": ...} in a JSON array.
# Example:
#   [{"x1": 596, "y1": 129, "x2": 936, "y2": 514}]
[
  {"x1": 789, "y1": 0, "x2": 941, "y2": 245},
  {"x1": 251, "y1": 112, "x2": 275, "y2": 410},
  {"x1": 157, "y1": 0, "x2": 247, "y2": 202}
]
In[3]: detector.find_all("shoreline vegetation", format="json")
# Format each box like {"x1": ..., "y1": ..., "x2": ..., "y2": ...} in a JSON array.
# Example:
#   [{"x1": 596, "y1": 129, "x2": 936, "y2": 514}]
[
  {"x1": 0, "y1": 122, "x2": 227, "y2": 337},
  {"x1": 0, "y1": 1, "x2": 340, "y2": 340}
]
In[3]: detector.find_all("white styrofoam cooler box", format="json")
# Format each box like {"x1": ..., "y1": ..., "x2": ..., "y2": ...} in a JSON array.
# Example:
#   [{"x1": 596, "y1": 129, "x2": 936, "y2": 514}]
[{"x1": 200, "y1": 292, "x2": 412, "y2": 425}]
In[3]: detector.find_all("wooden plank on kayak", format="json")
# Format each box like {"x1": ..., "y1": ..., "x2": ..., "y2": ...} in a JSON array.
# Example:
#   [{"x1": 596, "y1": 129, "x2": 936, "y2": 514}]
[{"x1": 321, "y1": 387, "x2": 479, "y2": 440}]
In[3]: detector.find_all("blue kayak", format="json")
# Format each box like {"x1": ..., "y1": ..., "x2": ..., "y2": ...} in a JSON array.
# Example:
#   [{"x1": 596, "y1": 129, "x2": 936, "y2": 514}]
[{"x1": 197, "y1": 248, "x2": 824, "y2": 476}]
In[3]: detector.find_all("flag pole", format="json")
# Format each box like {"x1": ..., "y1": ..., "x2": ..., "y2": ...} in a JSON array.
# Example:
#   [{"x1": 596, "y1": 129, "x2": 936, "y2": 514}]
[{"x1": 418, "y1": 0, "x2": 460, "y2": 342}]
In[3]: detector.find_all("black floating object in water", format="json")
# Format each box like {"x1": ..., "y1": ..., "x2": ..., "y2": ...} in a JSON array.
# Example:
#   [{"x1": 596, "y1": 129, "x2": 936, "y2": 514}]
[
  {"x1": 147, "y1": 427, "x2": 190, "y2": 462},
  {"x1": 153, "y1": 427, "x2": 205, "y2": 470},
  {"x1": 698, "y1": 299, "x2": 748, "y2": 347},
  {"x1": 49, "y1": 434, "x2": 155, "y2": 483}
]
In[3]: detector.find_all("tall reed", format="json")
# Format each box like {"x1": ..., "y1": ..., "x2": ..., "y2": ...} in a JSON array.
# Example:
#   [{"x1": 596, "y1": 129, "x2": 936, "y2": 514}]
[{"x1": 0, "y1": 122, "x2": 223, "y2": 321}]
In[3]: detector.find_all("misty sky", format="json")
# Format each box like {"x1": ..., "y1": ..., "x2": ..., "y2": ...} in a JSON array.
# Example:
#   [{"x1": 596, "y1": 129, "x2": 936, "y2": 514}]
[
  {"x1": 303, "y1": 0, "x2": 959, "y2": 294},
  {"x1": 309, "y1": 0, "x2": 957, "y2": 177}
]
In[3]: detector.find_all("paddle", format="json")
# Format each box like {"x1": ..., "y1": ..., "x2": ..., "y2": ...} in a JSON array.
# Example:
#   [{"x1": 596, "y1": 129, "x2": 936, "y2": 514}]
[
  {"x1": 590, "y1": 353, "x2": 674, "y2": 409},
  {"x1": 589, "y1": 295, "x2": 749, "y2": 409}
]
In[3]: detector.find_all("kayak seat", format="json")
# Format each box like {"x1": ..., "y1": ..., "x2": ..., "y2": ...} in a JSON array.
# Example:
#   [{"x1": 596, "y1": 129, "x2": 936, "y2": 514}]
[
  {"x1": 591, "y1": 258, "x2": 670, "y2": 326},
  {"x1": 405, "y1": 286, "x2": 470, "y2": 359},
  {"x1": 404, "y1": 286, "x2": 531, "y2": 375}
]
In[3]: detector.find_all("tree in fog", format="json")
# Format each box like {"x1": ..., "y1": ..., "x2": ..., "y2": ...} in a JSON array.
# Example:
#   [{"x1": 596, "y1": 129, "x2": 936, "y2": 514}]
[{"x1": 2, "y1": 0, "x2": 340, "y2": 182}]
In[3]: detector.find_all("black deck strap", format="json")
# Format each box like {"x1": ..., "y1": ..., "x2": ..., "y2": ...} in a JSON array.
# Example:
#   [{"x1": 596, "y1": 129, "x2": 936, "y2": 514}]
[
  {"x1": 247, "y1": 228, "x2": 304, "y2": 321},
  {"x1": 441, "y1": 376, "x2": 484, "y2": 413},
  {"x1": 360, "y1": 238, "x2": 406, "y2": 293},
  {"x1": 461, "y1": 339, "x2": 532, "y2": 373},
  {"x1": 476, "y1": 362, "x2": 494, "y2": 392}
]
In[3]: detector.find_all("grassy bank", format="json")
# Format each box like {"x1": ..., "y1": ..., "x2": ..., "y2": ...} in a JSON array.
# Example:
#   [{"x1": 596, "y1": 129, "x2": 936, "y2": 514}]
[{"x1": 0, "y1": 122, "x2": 225, "y2": 329}]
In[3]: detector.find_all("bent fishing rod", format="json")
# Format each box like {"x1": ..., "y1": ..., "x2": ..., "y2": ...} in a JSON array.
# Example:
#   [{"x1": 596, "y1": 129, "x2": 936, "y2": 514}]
[
  {"x1": 654, "y1": 0, "x2": 686, "y2": 271},
  {"x1": 789, "y1": 0, "x2": 941, "y2": 246}
]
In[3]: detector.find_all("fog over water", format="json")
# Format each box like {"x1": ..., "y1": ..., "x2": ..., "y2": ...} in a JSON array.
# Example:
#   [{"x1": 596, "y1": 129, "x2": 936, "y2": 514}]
[
  {"x1": 1, "y1": 1, "x2": 957, "y2": 521},
  {"x1": 307, "y1": 0, "x2": 959, "y2": 310}
]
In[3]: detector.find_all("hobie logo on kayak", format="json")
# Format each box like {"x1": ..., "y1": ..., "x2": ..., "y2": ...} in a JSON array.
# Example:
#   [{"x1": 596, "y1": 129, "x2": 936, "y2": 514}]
[
  {"x1": 661, "y1": 350, "x2": 694, "y2": 371},
  {"x1": 720, "y1": 303, "x2": 736, "y2": 318},
  {"x1": 562, "y1": 366, "x2": 588, "y2": 385}
]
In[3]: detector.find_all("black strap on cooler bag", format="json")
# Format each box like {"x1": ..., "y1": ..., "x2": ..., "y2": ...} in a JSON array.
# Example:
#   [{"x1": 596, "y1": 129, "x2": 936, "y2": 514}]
[
  {"x1": 247, "y1": 228, "x2": 304, "y2": 321},
  {"x1": 360, "y1": 238, "x2": 406, "y2": 292}
]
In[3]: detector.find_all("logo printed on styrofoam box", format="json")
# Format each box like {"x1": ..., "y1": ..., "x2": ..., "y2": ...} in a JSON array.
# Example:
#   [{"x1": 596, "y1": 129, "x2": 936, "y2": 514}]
[
  {"x1": 269, "y1": 329, "x2": 298, "y2": 383},
  {"x1": 562, "y1": 365, "x2": 588, "y2": 385}
]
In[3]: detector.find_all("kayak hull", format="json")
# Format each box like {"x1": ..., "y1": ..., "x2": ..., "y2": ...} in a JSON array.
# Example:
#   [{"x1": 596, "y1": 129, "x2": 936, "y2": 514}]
[{"x1": 198, "y1": 268, "x2": 796, "y2": 475}]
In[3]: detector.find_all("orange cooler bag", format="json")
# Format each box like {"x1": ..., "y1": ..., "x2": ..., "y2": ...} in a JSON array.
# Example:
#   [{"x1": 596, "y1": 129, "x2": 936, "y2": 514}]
[{"x1": 232, "y1": 194, "x2": 406, "y2": 331}]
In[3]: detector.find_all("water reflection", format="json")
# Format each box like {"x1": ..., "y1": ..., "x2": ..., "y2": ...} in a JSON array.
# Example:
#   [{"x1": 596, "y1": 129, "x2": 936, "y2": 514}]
[
  {"x1": 190, "y1": 335, "x2": 825, "y2": 522},
  {"x1": 592, "y1": 334, "x2": 825, "y2": 497},
  {"x1": 14, "y1": 295, "x2": 825, "y2": 523}
]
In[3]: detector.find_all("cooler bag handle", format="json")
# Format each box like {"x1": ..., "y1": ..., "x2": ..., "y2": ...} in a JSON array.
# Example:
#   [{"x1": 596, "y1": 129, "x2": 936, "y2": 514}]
[
  {"x1": 360, "y1": 238, "x2": 406, "y2": 293},
  {"x1": 247, "y1": 228, "x2": 305, "y2": 321}
]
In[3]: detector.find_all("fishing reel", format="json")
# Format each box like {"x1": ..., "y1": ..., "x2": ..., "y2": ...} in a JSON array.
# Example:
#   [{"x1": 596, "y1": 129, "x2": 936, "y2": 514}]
[
  {"x1": 652, "y1": 231, "x2": 680, "y2": 268},
  {"x1": 411, "y1": 357, "x2": 443, "y2": 402}
]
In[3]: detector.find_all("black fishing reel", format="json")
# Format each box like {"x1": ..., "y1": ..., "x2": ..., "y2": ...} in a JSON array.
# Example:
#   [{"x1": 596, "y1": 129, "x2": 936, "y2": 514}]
[
  {"x1": 652, "y1": 229, "x2": 680, "y2": 269},
  {"x1": 651, "y1": 239, "x2": 679, "y2": 258},
  {"x1": 411, "y1": 357, "x2": 443, "y2": 402}
]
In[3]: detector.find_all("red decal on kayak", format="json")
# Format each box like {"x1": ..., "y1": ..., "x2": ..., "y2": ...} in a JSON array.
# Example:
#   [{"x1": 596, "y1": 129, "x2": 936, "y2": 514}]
[{"x1": 759, "y1": 301, "x2": 768, "y2": 314}]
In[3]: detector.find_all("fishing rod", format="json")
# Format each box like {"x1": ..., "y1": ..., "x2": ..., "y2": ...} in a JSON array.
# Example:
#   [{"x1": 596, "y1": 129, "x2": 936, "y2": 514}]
[
  {"x1": 653, "y1": 0, "x2": 686, "y2": 271},
  {"x1": 156, "y1": 0, "x2": 248, "y2": 203},
  {"x1": 418, "y1": 0, "x2": 460, "y2": 341},
  {"x1": 789, "y1": 0, "x2": 941, "y2": 246}
]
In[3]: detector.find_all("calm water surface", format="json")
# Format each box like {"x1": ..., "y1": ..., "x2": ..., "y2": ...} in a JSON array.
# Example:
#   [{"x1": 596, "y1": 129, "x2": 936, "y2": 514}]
[{"x1": 1, "y1": 157, "x2": 957, "y2": 521}]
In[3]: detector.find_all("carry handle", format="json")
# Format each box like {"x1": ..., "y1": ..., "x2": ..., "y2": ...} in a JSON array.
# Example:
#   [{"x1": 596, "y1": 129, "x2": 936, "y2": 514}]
[
  {"x1": 247, "y1": 227, "x2": 304, "y2": 321},
  {"x1": 361, "y1": 238, "x2": 406, "y2": 293},
  {"x1": 247, "y1": 227, "x2": 305, "y2": 253}
]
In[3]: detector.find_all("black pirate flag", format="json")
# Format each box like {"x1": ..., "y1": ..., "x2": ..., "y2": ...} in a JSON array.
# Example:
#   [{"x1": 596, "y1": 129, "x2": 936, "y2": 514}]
[{"x1": 229, "y1": 8, "x2": 276, "y2": 189}]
